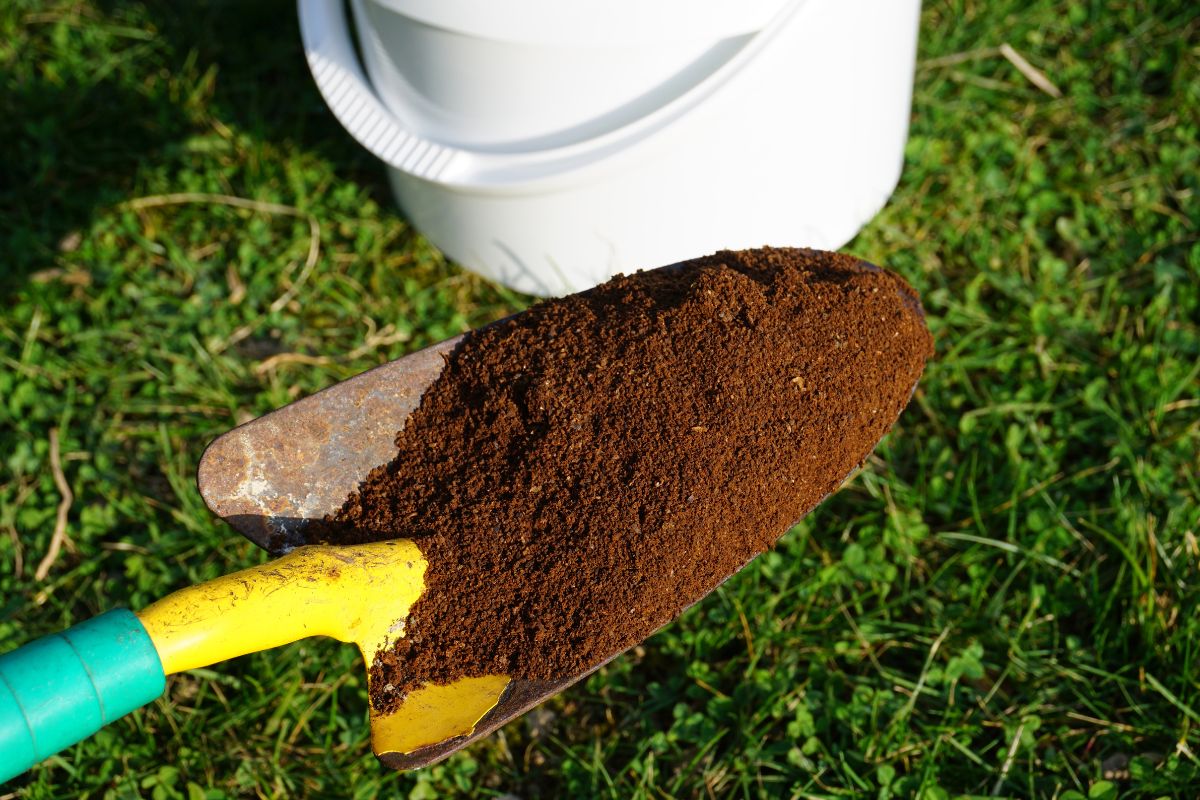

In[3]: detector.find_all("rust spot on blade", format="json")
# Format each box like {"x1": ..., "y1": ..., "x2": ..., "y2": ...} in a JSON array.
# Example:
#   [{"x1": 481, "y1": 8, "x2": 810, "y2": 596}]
[{"x1": 198, "y1": 336, "x2": 461, "y2": 554}]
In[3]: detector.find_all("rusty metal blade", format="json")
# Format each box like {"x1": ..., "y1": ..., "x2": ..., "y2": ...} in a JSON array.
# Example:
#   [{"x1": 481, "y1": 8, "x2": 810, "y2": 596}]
[{"x1": 197, "y1": 336, "x2": 461, "y2": 554}]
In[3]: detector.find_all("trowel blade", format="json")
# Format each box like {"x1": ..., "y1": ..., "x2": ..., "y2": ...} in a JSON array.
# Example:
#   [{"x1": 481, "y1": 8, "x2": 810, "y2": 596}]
[{"x1": 197, "y1": 335, "x2": 460, "y2": 555}]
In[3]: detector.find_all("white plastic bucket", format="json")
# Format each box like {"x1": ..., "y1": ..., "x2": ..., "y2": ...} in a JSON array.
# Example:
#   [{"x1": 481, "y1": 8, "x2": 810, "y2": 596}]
[{"x1": 299, "y1": 0, "x2": 921, "y2": 296}]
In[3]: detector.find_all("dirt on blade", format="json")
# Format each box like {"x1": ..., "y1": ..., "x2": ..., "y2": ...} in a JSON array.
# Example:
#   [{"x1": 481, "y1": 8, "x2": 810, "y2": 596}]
[{"x1": 326, "y1": 247, "x2": 934, "y2": 712}]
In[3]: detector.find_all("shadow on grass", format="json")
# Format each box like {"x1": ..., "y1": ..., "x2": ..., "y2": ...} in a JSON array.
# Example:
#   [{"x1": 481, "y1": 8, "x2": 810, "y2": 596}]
[{"x1": 1, "y1": 0, "x2": 386, "y2": 289}]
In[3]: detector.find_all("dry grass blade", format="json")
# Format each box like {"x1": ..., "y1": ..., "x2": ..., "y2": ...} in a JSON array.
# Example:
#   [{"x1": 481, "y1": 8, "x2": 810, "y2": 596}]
[
  {"x1": 918, "y1": 46, "x2": 1001, "y2": 70},
  {"x1": 125, "y1": 191, "x2": 307, "y2": 219},
  {"x1": 993, "y1": 719, "x2": 1027, "y2": 795},
  {"x1": 252, "y1": 321, "x2": 411, "y2": 377},
  {"x1": 999, "y1": 42, "x2": 1063, "y2": 98},
  {"x1": 253, "y1": 352, "x2": 332, "y2": 376},
  {"x1": 34, "y1": 428, "x2": 75, "y2": 582}
]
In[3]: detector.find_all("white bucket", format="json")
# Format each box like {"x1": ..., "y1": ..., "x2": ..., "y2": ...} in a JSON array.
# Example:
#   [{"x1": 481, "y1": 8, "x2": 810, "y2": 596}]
[{"x1": 299, "y1": 0, "x2": 921, "y2": 296}]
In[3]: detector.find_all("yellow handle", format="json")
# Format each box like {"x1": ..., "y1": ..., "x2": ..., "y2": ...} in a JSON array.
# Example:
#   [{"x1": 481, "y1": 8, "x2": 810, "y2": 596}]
[
  {"x1": 136, "y1": 542, "x2": 426, "y2": 674},
  {"x1": 134, "y1": 540, "x2": 510, "y2": 759}
]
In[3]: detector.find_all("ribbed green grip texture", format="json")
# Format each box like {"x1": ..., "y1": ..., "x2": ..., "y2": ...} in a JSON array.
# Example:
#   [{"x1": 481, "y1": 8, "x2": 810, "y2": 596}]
[{"x1": 0, "y1": 609, "x2": 165, "y2": 783}]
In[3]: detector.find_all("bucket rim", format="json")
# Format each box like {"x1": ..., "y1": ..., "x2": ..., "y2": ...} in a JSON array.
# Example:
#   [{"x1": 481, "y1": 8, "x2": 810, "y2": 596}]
[
  {"x1": 300, "y1": 0, "x2": 810, "y2": 193},
  {"x1": 361, "y1": 0, "x2": 792, "y2": 46}
]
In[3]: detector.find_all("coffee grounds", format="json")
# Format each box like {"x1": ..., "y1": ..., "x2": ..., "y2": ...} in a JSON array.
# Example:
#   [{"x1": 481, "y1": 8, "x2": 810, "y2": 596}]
[{"x1": 328, "y1": 247, "x2": 933, "y2": 712}]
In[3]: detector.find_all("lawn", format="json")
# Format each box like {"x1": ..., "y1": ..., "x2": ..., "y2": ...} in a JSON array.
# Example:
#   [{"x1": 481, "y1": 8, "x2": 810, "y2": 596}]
[{"x1": 1, "y1": 0, "x2": 1198, "y2": 797}]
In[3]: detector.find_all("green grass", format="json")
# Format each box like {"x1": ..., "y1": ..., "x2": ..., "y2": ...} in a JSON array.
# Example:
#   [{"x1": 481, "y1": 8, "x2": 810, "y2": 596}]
[{"x1": 1, "y1": 0, "x2": 1197, "y2": 797}]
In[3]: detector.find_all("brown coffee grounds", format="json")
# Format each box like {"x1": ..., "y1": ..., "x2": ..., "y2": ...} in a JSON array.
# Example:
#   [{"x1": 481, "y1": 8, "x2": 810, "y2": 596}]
[{"x1": 328, "y1": 247, "x2": 933, "y2": 712}]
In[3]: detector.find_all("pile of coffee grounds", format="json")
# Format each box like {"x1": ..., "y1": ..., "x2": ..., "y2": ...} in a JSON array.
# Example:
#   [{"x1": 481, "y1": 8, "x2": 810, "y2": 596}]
[{"x1": 328, "y1": 247, "x2": 933, "y2": 712}]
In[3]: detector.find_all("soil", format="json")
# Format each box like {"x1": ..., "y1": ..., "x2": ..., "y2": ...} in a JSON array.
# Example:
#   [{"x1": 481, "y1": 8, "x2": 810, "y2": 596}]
[{"x1": 326, "y1": 247, "x2": 934, "y2": 712}]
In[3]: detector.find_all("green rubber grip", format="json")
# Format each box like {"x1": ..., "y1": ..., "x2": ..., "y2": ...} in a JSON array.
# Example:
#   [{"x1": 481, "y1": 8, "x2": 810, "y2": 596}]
[{"x1": 0, "y1": 609, "x2": 165, "y2": 783}]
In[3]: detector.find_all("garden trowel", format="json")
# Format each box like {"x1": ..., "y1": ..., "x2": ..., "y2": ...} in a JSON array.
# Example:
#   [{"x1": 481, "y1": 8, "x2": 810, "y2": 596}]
[{"x1": 1, "y1": 263, "x2": 929, "y2": 780}]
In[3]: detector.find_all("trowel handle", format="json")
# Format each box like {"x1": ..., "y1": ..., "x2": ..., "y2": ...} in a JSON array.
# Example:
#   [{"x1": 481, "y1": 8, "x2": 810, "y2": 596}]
[
  {"x1": 0, "y1": 610, "x2": 166, "y2": 783},
  {"x1": 0, "y1": 542, "x2": 424, "y2": 783}
]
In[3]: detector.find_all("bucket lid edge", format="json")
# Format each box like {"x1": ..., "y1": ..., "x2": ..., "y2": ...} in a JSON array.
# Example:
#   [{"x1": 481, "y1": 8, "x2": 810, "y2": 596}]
[{"x1": 360, "y1": 0, "x2": 792, "y2": 46}]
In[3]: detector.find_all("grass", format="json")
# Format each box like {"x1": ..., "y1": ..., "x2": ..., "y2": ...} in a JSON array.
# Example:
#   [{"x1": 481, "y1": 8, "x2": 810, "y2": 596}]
[{"x1": 1, "y1": 0, "x2": 1197, "y2": 797}]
